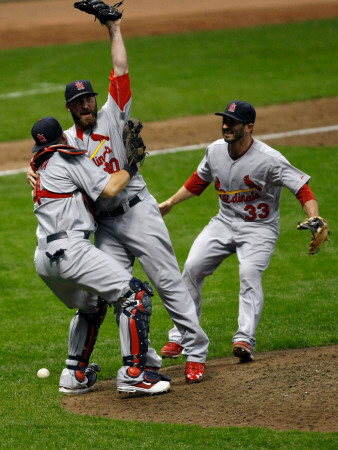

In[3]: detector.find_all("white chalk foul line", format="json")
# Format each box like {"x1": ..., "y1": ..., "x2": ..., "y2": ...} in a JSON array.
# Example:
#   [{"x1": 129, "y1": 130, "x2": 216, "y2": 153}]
[
  {"x1": 256, "y1": 124, "x2": 338, "y2": 140},
  {"x1": 1, "y1": 125, "x2": 337, "y2": 176},
  {"x1": 0, "y1": 83, "x2": 64, "y2": 100},
  {"x1": 0, "y1": 168, "x2": 28, "y2": 176},
  {"x1": 149, "y1": 125, "x2": 338, "y2": 155}
]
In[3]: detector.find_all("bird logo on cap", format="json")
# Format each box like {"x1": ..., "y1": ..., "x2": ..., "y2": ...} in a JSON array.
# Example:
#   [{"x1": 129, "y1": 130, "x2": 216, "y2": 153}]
[
  {"x1": 75, "y1": 81, "x2": 86, "y2": 91},
  {"x1": 36, "y1": 133, "x2": 47, "y2": 144},
  {"x1": 228, "y1": 102, "x2": 236, "y2": 112}
]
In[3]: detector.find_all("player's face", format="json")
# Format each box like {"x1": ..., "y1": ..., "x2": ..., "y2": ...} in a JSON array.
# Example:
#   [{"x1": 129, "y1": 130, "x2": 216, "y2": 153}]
[
  {"x1": 222, "y1": 117, "x2": 247, "y2": 143},
  {"x1": 67, "y1": 94, "x2": 98, "y2": 130}
]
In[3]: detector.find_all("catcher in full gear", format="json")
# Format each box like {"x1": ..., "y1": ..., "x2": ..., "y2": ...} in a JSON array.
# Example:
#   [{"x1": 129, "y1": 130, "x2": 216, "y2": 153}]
[{"x1": 31, "y1": 116, "x2": 171, "y2": 396}]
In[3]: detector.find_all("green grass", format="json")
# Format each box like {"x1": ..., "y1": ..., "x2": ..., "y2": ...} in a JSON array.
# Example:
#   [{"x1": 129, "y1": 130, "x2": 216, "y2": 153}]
[
  {"x1": 0, "y1": 18, "x2": 338, "y2": 141},
  {"x1": 1, "y1": 15, "x2": 337, "y2": 449},
  {"x1": 0, "y1": 146, "x2": 337, "y2": 448}
]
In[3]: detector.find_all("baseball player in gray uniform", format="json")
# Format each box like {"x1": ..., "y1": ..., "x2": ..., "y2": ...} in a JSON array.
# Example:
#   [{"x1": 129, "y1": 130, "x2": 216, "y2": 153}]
[
  {"x1": 31, "y1": 116, "x2": 171, "y2": 395},
  {"x1": 61, "y1": 17, "x2": 209, "y2": 382},
  {"x1": 28, "y1": 14, "x2": 208, "y2": 382},
  {"x1": 159, "y1": 100, "x2": 320, "y2": 363}
]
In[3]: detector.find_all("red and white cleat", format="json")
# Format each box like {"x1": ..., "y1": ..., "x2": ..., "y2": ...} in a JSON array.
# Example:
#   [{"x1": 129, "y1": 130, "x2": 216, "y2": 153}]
[
  {"x1": 161, "y1": 342, "x2": 183, "y2": 359},
  {"x1": 117, "y1": 368, "x2": 171, "y2": 395},
  {"x1": 185, "y1": 362, "x2": 205, "y2": 383}
]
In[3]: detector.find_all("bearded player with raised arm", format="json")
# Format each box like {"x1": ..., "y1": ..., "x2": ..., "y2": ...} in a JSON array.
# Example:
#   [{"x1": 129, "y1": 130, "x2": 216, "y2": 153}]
[{"x1": 28, "y1": 1, "x2": 209, "y2": 383}]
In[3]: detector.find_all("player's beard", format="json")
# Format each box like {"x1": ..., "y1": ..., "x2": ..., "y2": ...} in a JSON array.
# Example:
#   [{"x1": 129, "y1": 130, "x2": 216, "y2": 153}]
[
  {"x1": 70, "y1": 107, "x2": 98, "y2": 131},
  {"x1": 223, "y1": 125, "x2": 246, "y2": 144}
]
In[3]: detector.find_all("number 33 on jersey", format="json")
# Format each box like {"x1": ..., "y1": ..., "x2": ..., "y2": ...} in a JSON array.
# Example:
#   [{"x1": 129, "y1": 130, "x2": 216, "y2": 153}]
[{"x1": 196, "y1": 138, "x2": 310, "y2": 224}]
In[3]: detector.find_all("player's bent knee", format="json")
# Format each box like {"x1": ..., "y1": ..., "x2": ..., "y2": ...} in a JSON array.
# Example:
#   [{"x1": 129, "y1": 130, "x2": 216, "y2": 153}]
[{"x1": 239, "y1": 264, "x2": 263, "y2": 282}]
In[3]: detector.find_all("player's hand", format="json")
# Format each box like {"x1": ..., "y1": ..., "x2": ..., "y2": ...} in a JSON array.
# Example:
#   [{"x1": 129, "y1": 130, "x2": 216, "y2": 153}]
[
  {"x1": 158, "y1": 200, "x2": 173, "y2": 216},
  {"x1": 27, "y1": 165, "x2": 39, "y2": 189}
]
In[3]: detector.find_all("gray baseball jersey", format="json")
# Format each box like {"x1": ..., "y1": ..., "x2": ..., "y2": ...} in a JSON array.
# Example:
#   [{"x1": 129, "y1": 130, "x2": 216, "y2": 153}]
[
  {"x1": 65, "y1": 72, "x2": 141, "y2": 213},
  {"x1": 168, "y1": 138, "x2": 310, "y2": 350},
  {"x1": 33, "y1": 146, "x2": 168, "y2": 384},
  {"x1": 197, "y1": 138, "x2": 310, "y2": 224},
  {"x1": 64, "y1": 70, "x2": 209, "y2": 363},
  {"x1": 34, "y1": 150, "x2": 133, "y2": 312},
  {"x1": 34, "y1": 151, "x2": 107, "y2": 238}
]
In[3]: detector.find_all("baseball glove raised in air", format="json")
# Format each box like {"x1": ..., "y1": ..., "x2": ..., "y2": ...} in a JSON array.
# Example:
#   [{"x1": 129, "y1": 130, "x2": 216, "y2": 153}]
[
  {"x1": 297, "y1": 216, "x2": 330, "y2": 255},
  {"x1": 123, "y1": 118, "x2": 147, "y2": 165},
  {"x1": 74, "y1": 0, "x2": 123, "y2": 25}
]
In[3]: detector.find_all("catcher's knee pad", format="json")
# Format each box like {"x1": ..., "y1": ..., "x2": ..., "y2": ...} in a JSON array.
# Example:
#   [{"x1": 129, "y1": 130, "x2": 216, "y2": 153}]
[
  {"x1": 66, "y1": 297, "x2": 108, "y2": 381},
  {"x1": 121, "y1": 278, "x2": 153, "y2": 370},
  {"x1": 128, "y1": 277, "x2": 154, "y2": 300}
]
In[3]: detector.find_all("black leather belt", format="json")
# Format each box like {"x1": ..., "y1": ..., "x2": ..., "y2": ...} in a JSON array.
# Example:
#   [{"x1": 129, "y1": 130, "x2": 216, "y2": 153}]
[
  {"x1": 42, "y1": 231, "x2": 90, "y2": 244},
  {"x1": 46, "y1": 231, "x2": 68, "y2": 243},
  {"x1": 98, "y1": 195, "x2": 141, "y2": 219}
]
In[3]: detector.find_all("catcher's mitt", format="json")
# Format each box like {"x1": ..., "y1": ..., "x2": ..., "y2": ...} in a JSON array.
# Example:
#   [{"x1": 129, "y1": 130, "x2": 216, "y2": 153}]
[
  {"x1": 123, "y1": 118, "x2": 147, "y2": 165},
  {"x1": 74, "y1": 0, "x2": 123, "y2": 25},
  {"x1": 297, "y1": 216, "x2": 330, "y2": 255}
]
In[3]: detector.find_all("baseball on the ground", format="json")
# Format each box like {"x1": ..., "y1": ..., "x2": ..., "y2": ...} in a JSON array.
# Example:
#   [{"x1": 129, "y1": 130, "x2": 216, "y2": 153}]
[{"x1": 37, "y1": 368, "x2": 50, "y2": 378}]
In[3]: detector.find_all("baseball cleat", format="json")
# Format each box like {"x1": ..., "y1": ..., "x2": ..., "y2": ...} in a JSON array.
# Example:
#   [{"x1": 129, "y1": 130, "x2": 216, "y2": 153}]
[
  {"x1": 117, "y1": 380, "x2": 170, "y2": 395},
  {"x1": 59, "y1": 363, "x2": 101, "y2": 395},
  {"x1": 117, "y1": 370, "x2": 171, "y2": 395},
  {"x1": 185, "y1": 362, "x2": 205, "y2": 383},
  {"x1": 232, "y1": 341, "x2": 254, "y2": 363},
  {"x1": 161, "y1": 342, "x2": 183, "y2": 359}
]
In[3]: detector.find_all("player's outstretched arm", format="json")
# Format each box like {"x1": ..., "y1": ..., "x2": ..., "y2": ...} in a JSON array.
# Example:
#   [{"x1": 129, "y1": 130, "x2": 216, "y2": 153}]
[
  {"x1": 74, "y1": 1, "x2": 127, "y2": 75},
  {"x1": 159, "y1": 186, "x2": 196, "y2": 216},
  {"x1": 302, "y1": 199, "x2": 319, "y2": 218},
  {"x1": 106, "y1": 19, "x2": 128, "y2": 76}
]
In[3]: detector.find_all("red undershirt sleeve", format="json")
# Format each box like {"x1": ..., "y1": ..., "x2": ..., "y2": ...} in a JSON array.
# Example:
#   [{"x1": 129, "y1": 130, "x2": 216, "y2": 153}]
[
  {"x1": 295, "y1": 183, "x2": 316, "y2": 207},
  {"x1": 108, "y1": 70, "x2": 131, "y2": 110},
  {"x1": 184, "y1": 171, "x2": 210, "y2": 196}
]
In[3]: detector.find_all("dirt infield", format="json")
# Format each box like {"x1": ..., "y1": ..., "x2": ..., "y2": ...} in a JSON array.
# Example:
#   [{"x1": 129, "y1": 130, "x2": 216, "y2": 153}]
[
  {"x1": 2, "y1": 0, "x2": 338, "y2": 50},
  {"x1": 63, "y1": 346, "x2": 337, "y2": 432},
  {"x1": 1, "y1": 0, "x2": 338, "y2": 172},
  {"x1": 3, "y1": 0, "x2": 337, "y2": 432},
  {"x1": 2, "y1": 97, "x2": 338, "y2": 172}
]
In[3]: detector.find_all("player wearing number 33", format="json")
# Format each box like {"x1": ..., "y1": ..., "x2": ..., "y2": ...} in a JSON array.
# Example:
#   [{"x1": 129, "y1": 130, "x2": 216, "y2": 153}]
[{"x1": 159, "y1": 100, "x2": 328, "y2": 363}]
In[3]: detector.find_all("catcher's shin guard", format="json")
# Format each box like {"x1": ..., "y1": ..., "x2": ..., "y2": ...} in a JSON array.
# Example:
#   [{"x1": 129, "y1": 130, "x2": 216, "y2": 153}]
[
  {"x1": 65, "y1": 297, "x2": 108, "y2": 382},
  {"x1": 120, "y1": 278, "x2": 153, "y2": 373}
]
